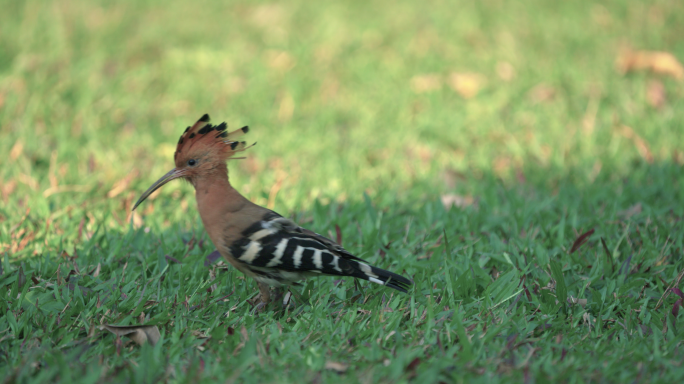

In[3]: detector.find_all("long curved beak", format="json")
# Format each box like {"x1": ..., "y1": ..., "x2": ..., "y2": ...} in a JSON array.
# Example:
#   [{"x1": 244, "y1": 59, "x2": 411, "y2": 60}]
[{"x1": 132, "y1": 168, "x2": 186, "y2": 211}]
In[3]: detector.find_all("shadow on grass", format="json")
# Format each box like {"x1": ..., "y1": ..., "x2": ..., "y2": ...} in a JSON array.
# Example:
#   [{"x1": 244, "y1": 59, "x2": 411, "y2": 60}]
[{"x1": 2, "y1": 160, "x2": 683, "y2": 382}]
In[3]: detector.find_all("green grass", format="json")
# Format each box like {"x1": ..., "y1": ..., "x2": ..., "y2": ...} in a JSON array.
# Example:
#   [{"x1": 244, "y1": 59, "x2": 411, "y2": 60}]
[{"x1": 1, "y1": 0, "x2": 684, "y2": 382}]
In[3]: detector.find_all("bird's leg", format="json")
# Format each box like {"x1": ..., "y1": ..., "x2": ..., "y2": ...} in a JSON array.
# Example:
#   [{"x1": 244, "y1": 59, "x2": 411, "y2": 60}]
[{"x1": 252, "y1": 281, "x2": 272, "y2": 314}]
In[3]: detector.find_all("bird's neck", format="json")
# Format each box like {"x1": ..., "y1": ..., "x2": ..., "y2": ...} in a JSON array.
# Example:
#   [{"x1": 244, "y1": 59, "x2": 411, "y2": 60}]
[
  {"x1": 192, "y1": 164, "x2": 230, "y2": 193},
  {"x1": 192, "y1": 164, "x2": 253, "y2": 247}
]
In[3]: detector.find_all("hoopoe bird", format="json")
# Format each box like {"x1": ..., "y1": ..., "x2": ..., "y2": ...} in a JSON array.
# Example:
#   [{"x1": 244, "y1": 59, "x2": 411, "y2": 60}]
[{"x1": 133, "y1": 114, "x2": 411, "y2": 310}]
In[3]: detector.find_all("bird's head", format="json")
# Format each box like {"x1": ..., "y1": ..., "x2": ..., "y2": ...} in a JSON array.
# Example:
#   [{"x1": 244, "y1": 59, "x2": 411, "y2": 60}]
[{"x1": 132, "y1": 113, "x2": 254, "y2": 211}]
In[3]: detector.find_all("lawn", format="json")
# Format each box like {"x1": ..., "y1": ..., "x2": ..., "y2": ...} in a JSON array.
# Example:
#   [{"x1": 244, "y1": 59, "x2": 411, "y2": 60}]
[{"x1": 1, "y1": 0, "x2": 684, "y2": 382}]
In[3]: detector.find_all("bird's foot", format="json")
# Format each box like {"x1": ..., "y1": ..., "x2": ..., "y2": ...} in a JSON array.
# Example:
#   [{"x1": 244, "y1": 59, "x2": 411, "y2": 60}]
[{"x1": 250, "y1": 287, "x2": 285, "y2": 314}]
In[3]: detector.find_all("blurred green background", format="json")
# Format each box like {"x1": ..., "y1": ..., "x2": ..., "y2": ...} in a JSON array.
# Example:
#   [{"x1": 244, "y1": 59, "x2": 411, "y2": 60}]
[
  {"x1": 2, "y1": 0, "x2": 684, "y2": 381},
  {"x1": 2, "y1": 0, "x2": 682, "y2": 239}
]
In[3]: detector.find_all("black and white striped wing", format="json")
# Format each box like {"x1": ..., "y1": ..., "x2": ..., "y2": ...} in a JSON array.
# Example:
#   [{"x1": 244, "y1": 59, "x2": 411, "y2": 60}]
[{"x1": 229, "y1": 213, "x2": 411, "y2": 292}]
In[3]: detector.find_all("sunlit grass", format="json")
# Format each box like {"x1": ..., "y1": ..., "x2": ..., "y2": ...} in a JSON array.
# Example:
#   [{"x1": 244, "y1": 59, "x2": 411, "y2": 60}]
[{"x1": 1, "y1": 0, "x2": 683, "y2": 382}]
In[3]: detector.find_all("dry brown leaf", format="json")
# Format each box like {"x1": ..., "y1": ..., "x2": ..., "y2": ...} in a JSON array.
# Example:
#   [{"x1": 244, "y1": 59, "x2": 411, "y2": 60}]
[
  {"x1": 10, "y1": 140, "x2": 24, "y2": 161},
  {"x1": 124, "y1": 211, "x2": 144, "y2": 229},
  {"x1": 617, "y1": 50, "x2": 684, "y2": 80},
  {"x1": 528, "y1": 84, "x2": 556, "y2": 103},
  {"x1": 320, "y1": 76, "x2": 339, "y2": 101},
  {"x1": 250, "y1": 4, "x2": 286, "y2": 28},
  {"x1": 496, "y1": 62, "x2": 516, "y2": 81},
  {"x1": 192, "y1": 330, "x2": 210, "y2": 339},
  {"x1": 107, "y1": 170, "x2": 139, "y2": 198},
  {"x1": 233, "y1": 325, "x2": 249, "y2": 356},
  {"x1": 325, "y1": 361, "x2": 349, "y2": 373},
  {"x1": 646, "y1": 80, "x2": 666, "y2": 108},
  {"x1": 448, "y1": 72, "x2": 485, "y2": 98},
  {"x1": 567, "y1": 297, "x2": 587, "y2": 308},
  {"x1": 92, "y1": 263, "x2": 101, "y2": 278},
  {"x1": 441, "y1": 194, "x2": 476, "y2": 209},
  {"x1": 618, "y1": 203, "x2": 642, "y2": 219},
  {"x1": 100, "y1": 324, "x2": 161, "y2": 346},
  {"x1": 10, "y1": 230, "x2": 34, "y2": 253},
  {"x1": 265, "y1": 50, "x2": 296, "y2": 72},
  {"x1": 18, "y1": 173, "x2": 38, "y2": 190},
  {"x1": 410, "y1": 74, "x2": 442, "y2": 93},
  {"x1": 1, "y1": 180, "x2": 17, "y2": 202},
  {"x1": 493, "y1": 156, "x2": 512, "y2": 175},
  {"x1": 278, "y1": 92, "x2": 295, "y2": 122},
  {"x1": 88, "y1": 321, "x2": 96, "y2": 339},
  {"x1": 673, "y1": 150, "x2": 684, "y2": 165},
  {"x1": 616, "y1": 126, "x2": 653, "y2": 163},
  {"x1": 282, "y1": 291, "x2": 293, "y2": 306},
  {"x1": 441, "y1": 168, "x2": 466, "y2": 189}
]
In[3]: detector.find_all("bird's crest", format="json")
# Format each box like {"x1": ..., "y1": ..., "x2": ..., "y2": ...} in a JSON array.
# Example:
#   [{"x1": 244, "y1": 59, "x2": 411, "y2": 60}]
[{"x1": 174, "y1": 113, "x2": 254, "y2": 162}]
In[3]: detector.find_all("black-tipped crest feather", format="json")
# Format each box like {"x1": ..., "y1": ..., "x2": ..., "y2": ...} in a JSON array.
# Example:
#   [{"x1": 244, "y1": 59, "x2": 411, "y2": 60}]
[{"x1": 174, "y1": 113, "x2": 254, "y2": 162}]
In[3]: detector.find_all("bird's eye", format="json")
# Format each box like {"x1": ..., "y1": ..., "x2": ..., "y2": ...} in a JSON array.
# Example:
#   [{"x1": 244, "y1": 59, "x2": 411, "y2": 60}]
[{"x1": 187, "y1": 159, "x2": 197, "y2": 167}]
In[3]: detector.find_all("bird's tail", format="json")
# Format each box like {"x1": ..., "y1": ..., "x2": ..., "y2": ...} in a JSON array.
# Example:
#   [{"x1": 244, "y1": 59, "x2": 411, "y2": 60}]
[{"x1": 347, "y1": 260, "x2": 412, "y2": 293}]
